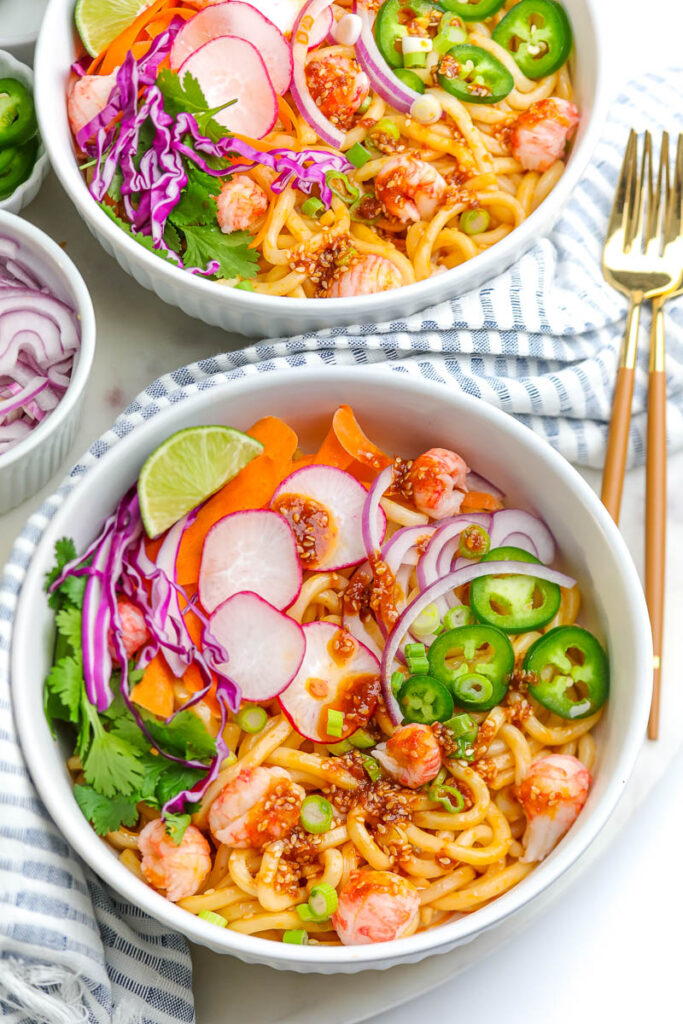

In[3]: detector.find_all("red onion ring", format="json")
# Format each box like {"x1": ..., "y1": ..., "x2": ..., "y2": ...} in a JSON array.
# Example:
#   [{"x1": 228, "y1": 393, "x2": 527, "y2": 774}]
[
  {"x1": 353, "y1": 1, "x2": 421, "y2": 114},
  {"x1": 290, "y1": 0, "x2": 346, "y2": 148},
  {"x1": 361, "y1": 464, "x2": 395, "y2": 560},
  {"x1": 489, "y1": 509, "x2": 556, "y2": 564}
]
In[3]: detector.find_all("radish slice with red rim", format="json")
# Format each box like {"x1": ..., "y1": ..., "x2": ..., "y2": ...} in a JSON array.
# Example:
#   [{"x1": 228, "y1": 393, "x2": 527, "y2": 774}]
[
  {"x1": 279, "y1": 621, "x2": 381, "y2": 742},
  {"x1": 171, "y1": 3, "x2": 293, "y2": 95},
  {"x1": 272, "y1": 465, "x2": 386, "y2": 571},
  {"x1": 208, "y1": 592, "x2": 305, "y2": 701},
  {"x1": 178, "y1": 36, "x2": 279, "y2": 139},
  {"x1": 199, "y1": 509, "x2": 302, "y2": 613}
]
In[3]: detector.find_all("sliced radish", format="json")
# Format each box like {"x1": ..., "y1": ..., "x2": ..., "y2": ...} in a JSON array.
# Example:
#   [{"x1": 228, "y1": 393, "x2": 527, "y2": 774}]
[
  {"x1": 279, "y1": 621, "x2": 380, "y2": 742},
  {"x1": 171, "y1": 3, "x2": 293, "y2": 95},
  {"x1": 178, "y1": 36, "x2": 278, "y2": 139},
  {"x1": 208, "y1": 592, "x2": 305, "y2": 701},
  {"x1": 272, "y1": 465, "x2": 386, "y2": 571},
  {"x1": 199, "y1": 509, "x2": 302, "y2": 613},
  {"x1": 205, "y1": 0, "x2": 332, "y2": 43}
]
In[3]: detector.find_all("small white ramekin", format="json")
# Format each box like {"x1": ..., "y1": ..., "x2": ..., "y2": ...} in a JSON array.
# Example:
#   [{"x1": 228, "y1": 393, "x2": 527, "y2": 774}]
[
  {"x1": 0, "y1": 49, "x2": 50, "y2": 215},
  {"x1": 0, "y1": 211, "x2": 95, "y2": 513}
]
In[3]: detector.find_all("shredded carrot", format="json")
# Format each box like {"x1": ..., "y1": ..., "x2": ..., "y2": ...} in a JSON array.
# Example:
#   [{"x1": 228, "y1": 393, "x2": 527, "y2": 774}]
[
  {"x1": 277, "y1": 95, "x2": 295, "y2": 133},
  {"x1": 131, "y1": 652, "x2": 175, "y2": 718},
  {"x1": 93, "y1": 0, "x2": 169, "y2": 75},
  {"x1": 461, "y1": 491, "x2": 504, "y2": 513},
  {"x1": 175, "y1": 416, "x2": 298, "y2": 585},
  {"x1": 332, "y1": 405, "x2": 392, "y2": 472},
  {"x1": 145, "y1": 535, "x2": 164, "y2": 561},
  {"x1": 313, "y1": 424, "x2": 354, "y2": 470}
]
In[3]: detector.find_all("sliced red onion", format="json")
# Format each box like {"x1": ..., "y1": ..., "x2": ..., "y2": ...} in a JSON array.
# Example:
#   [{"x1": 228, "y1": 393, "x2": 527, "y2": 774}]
[
  {"x1": 290, "y1": 0, "x2": 346, "y2": 147},
  {"x1": 499, "y1": 532, "x2": 540, "y2": 559},
  {"x1": 381, "y1": 524, "x2": 436, "y2": 572},
  {"x1": 361, "y1": 464, "x2": 394, "y2": 560},
  {"x1": 489, "y1": 509, "x2": 555, "y2": 564},
  {"x1": 466, "y1": 470, "x2": 504, "y2": 500},
  {"x1": 417, "y1": 513, "x2": 492, "y2": 594},
  {"x1": 353, "y1": 1, "x2": 421, "y2": 114},
  {"x1": 380, "y1": 559, "x2": 576, "y2": 723}
]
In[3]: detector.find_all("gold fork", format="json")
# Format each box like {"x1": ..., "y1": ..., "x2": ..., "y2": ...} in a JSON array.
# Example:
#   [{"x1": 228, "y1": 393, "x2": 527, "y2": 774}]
[{"x1": 601, "y1": 131, "x2": 683, "y2": 522}]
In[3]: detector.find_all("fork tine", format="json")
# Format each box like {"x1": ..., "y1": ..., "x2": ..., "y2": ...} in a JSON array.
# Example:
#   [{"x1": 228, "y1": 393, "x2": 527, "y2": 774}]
[
  {"x1": 645, "y1": 133, "x2": 668, "y2": 249},
  {"x1": 663, "y1": 133, "x2": 683, "y2": 246},
  {"x1": 606, "y1": 129, "x2": 638, "y2": 244},
  {"x1": 629, "y1": 131, "x2": 651, "y2": 252}
]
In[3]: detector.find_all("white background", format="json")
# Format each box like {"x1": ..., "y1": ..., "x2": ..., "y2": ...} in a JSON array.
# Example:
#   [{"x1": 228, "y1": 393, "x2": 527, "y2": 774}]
[{"x1": 1, "y1": 0, "x2": 682, "y2": 1022}]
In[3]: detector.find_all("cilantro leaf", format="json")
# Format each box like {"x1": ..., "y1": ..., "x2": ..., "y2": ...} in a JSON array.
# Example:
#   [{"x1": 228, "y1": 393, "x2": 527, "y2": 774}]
[
  {"x1": 74, "y1": 784, "x2": 140, "y2": 837},
  {"x1": 157, "y1": 69, "x2": 234, "y2": 142},
  {"x1": 55, "y1": 607, "x2": 82, "y2": 656},
  {"x1": 164, "y1": 812, "x2": 191, "y2": 845},
  {"x1": 154, "y1": 763, "x2": 207, "y2": 807},
  {"x1": 45, "y1": 538, "x2": 86, "y2": 610},
  {"x1": 83, "y1": 728, "x2": 146, "y2": 798},
  {"x1": 110, "y1": 712, "x2": 152, "y2": 755},
  {"x1": 164, "y1": 221, "x2": 182, "y2": 253},
  {"x1": 45, "y1": 656, "x2": 83, "y2": 725},
  {"x1": 182, "y1": 225, "x2": 259, "y2": 280},
  {"x1": 169, "y1": 173, "x2": 218, "y2": 228},
  {"x1": 98, "y1": 205, "x2": 177, "y2": 265},
  {"x1": 145, "y1": 708, "x2": 216, "y2": 761}
]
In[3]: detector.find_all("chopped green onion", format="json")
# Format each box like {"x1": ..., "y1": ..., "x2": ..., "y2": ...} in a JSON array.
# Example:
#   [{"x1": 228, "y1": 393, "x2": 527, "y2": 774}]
[
  {"x1": 391, "y1": 670, "x2": 405, "y2": 696},
  {"x1": 222, "y1": 751, "x2": 238, "y2": 767},
  {"x1": 360, "y1": 754, "x2": 382, "y2": 782},
  {"x1": 453, "y1": 672, "x2": 494, "y2": 704},
  {"x1": 349, "y1": 192, "x2": 382, "y2": 224},
  {"x1": 236, "y1": 705, "x2": 267, "y2": 733},
  {"x1": 357, "y1": 94, "x2": 373, "y2": 115},
  {"x1": 458, "y1": 523, "x2": 491, "y2": 560},
  {"x1": 411, "y1": 603, "x2": 441, "y2": 640},
  {"x1": 327, "y1": 739, "x2": 353, "y2": 755},
  {"x1": 403, "y1": 51, "x2": 427, "y2": 68},
  {"x1": 325, "y1": 170, "x2": 360, "y2": 204},
  {"x1": 301, "y1": 196, "x2": 325, "y2": 218},
  {"x1": 444, "y1": 712, "x2": 478, "y2": 741},
  {"x1": 405, "y1": 642, "x2": 429, "y2": 675},
  {"x1": 348, "y1": 728, "x2": 376, "y2": 750},
  {"x1": 442, "y1": 606, "x2": 474, "y2": 630},
  {"x1": 307, "y1": 882, "x2": 339, "y2": 920},
  {"x1": 460, "y1": 208, "x2": 491, "y2": 235},
  {"x1": 198, "y1": 910, "x2": 228, "y2": 927},
  {"x1": 326, "y1": 708, "x2": 345, "y2": 738},
  {"x1": 234, "y1": 280, "x2": 254, "y2": 291},
  {"x1": 300, "y1": 794, "x2": 334, "y2": 834},
  {"x1": 347, "y1": 142, "x2": 373, "y2": 168},
  {"x1": 283, "y1": 929, "x2": 309, "y2": 944},
  {"x1": 428, "y1": 781, "x2": 465, "y2": 813},
  {"x1": 371, "y1": 117, "x2": 401, "y2": 140},
  {"x1": 296, "y1": 902, "x2": 316, "y2": 922}
]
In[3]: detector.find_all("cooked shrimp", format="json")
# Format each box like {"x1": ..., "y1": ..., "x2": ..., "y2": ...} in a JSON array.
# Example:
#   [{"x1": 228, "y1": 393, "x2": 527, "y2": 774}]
[
  {"x1": 109, "y1": 597, "x2": 149, "y2": 659},
  {"x1": 305, "y1": 53, "x2": 370, "y2": 130},
  {"x1": 511, "y1": 98, "x2": 580, "y2": 173},
  {"x1": 216, "y1": 175, "x2": 268, "y2": 235},
  {"x1": 375, "y1": 155, "x2": 447, "y2": 224},
  {"x1": 208, "y1": 766, "x2": 304, "y2": 848},
  {"x1": 516, "y1": 754, "x2": 591, "y2": 863},
  {"x1": 409, "y1": 447, "x2": 469, "y2": 519},
  {"x1": 138, "y1": 819, "x2": 211, "y2": 902},
  {"x1": 327, "y1": 254, "x2": 402, "y2": 298},
  {"x1": 67, "y1": 71, "x2": 118, "y2": 138},
  {"x1": 332, "y1": 869, "x2": 420, "y2": 945},
  {"x1": 373, "y1": 723, "x2": 442, "y2": 789}
]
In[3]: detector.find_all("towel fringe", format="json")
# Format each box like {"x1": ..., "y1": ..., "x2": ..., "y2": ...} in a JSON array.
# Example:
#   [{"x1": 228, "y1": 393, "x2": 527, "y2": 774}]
[{"x1": 0, "y1": 957, "x2": 88, "y2": 1024}]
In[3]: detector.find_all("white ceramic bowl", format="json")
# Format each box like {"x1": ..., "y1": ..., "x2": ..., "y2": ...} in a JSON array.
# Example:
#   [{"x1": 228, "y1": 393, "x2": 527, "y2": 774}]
[
  {"x1": 34, "y1": 0, "x2": 607, "y2": 337},
  {"x1": 0, "y1": 211, "x2": 96, "y2": 513},
  {"x1": 0, "y1": 50, "x2": 50, "y2": 214},
  {"x1": 11, "y1": 367, "x2": 651, "y2": 972}
]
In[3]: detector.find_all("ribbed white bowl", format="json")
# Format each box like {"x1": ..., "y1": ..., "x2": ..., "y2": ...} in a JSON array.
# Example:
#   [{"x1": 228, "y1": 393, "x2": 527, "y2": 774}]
[
  {"x1": 12, "y1": 368, "x2": 651, "y2": 972},
  {"x1": 0, "y1": 50, "x2": 50, "y2": 214},
  {"x1": 0, "y1": 212, "x2": 95, "y2": 513},
  {"x1": 34, "y1": 0, "x2": 607, "y2": 337}
]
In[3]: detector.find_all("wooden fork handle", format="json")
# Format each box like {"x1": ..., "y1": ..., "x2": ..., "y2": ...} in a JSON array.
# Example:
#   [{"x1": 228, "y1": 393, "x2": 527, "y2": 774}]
[
  {"x1": 601, "y1": 299, "x2": 641, "y2": 523},
  {"x1": 646, "y1": 297, "x2": 667, "y2": 740}
]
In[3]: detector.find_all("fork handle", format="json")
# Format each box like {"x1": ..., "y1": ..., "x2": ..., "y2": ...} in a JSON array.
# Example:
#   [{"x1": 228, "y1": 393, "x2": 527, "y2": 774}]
[
  {"x1": 646, "y1": 296, "x2": 667, "y2": 740},
  {"x1": 601, "y1": 298, "x2": 642, "y2": 523}
]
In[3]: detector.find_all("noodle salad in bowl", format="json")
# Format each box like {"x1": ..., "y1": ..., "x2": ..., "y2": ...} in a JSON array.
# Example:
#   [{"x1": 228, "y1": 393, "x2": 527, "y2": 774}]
[
  {"x1": 43, "y1": 405, "x2": 610, "y2": 948},
  {"x1": 65, "y1": 0, "x2": 580, "y2": 298}
]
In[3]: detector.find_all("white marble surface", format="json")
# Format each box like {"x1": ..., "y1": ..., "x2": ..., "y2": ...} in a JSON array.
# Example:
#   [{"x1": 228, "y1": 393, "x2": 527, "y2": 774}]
[{"x1": 2, "y1": 0, "x2": 683, "y2": 1020}]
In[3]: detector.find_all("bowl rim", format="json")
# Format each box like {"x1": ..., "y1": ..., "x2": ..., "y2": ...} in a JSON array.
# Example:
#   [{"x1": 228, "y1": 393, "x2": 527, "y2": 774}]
[
  {"x1": 0, "y1": 210, "x2": 96, "y2": 470},
  {"x1": 34, "y1": 0, "x2": 608, "y2": 319},
  {"x1": 11, "y1": 365, "x2": 652, "y2": 967},
  {"x1": 0, "y1": 49, "x2": 51, "y2": 213}
]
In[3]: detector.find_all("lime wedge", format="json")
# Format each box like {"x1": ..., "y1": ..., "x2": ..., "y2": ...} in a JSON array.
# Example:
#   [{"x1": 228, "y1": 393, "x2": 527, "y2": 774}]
[
  {"x1": 75, "y1": 0, "x2": 156, "y2": 58},
  {"x1": 138, "y1": 425, "x2": 264, "y2": 538}
]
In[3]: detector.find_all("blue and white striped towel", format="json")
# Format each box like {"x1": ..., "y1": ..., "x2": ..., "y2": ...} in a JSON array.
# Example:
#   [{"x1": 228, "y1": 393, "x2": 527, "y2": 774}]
[{"x1": 2, "y1": 70, "x2": 682, "y2": 1024}]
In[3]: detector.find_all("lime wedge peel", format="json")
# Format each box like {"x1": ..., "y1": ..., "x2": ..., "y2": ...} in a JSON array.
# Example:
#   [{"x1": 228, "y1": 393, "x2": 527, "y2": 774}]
[
  {"x1": 138, "y1": 425, "x2": 264, "y2": 538},
  {"x1": 75, "y1": 0, "x2": 156, "y2": 58}
]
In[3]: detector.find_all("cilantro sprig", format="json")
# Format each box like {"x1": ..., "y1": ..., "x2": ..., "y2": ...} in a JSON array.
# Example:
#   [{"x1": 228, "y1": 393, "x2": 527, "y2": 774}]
[{"x1": 43, "y1": 539, "x2": 216, "y2": 841}]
